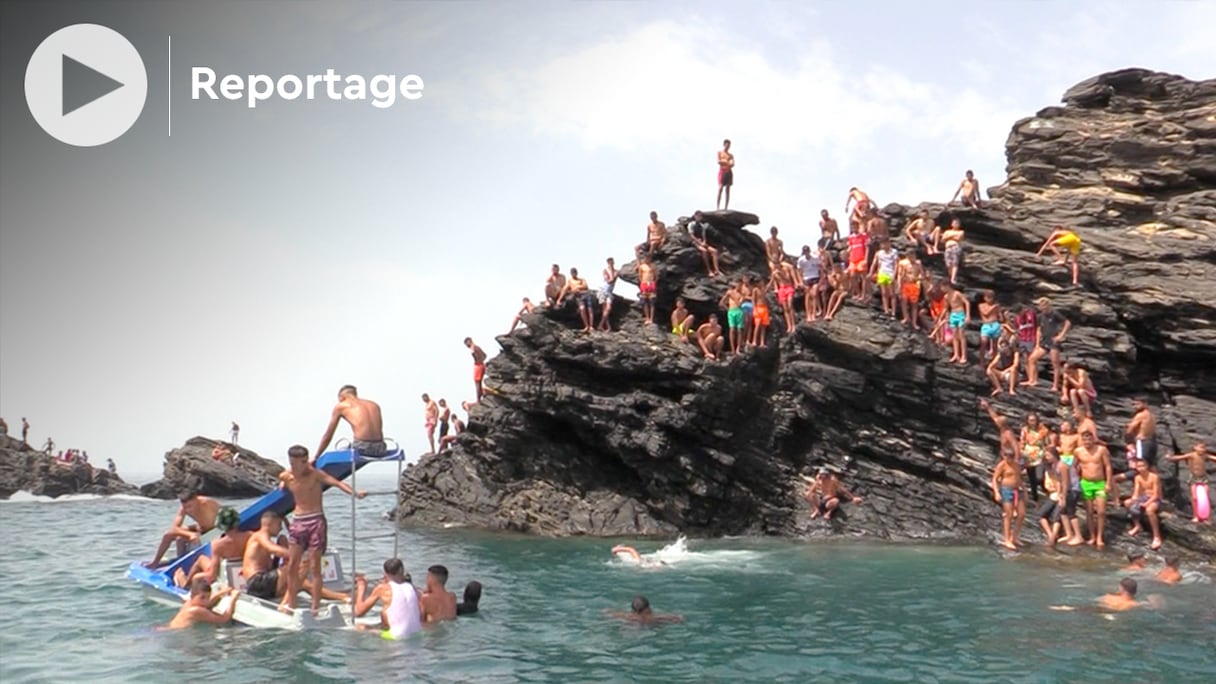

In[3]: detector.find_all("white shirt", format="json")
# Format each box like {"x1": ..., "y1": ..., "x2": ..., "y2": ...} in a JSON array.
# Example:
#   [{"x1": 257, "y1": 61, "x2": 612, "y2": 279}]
[
  {"x1": 797, "y1": 254, "x2": 820, "y2": 280},
  {"x1": 384, "y1": 580, "x2": 422, "y2": 639}
]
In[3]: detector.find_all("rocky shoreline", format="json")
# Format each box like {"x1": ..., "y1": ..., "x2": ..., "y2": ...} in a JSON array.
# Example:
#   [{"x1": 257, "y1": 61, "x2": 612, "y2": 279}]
[
  {"x1": 396, "y1": 69, "x2": 1216, "y2": 562},
  {"x1": 0, "y1": 435, "x2": 138, "y2": 499},
  {"x1": 139, "y1": 437, "x2": 284, "y2": 499}
]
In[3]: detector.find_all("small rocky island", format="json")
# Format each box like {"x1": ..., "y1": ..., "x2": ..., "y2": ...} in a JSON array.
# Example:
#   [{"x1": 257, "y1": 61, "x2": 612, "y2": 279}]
[
  {"x1": 396, "y1": 69, "x2": 1216, "y2": 561},
  {"x1": 0, "y1": 435, "x2": 137, "y2": 499},
  {"x1": 140, "y1": 437, "x2": 284, "y2": 499}
]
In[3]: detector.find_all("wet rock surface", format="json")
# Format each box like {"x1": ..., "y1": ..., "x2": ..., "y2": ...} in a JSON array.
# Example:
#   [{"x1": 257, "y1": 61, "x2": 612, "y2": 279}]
[
  {"x1": 398, "y1": 70, "x2": 1216, "y2": 562},
  {"x1": 0, "y1": 435, "x2": 138, "y2": 499},
  {"x1": 140, "y1": 437, "x2": 283, "y2": 499}
]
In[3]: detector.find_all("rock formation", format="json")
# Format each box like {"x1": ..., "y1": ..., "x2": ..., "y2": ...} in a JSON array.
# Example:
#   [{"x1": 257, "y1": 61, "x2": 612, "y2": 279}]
[
  {"x1": 0, "y1": 435, "x2": 138, "y2": 499},
  {"x1": 397, "y1": 69, "x2": 1216, "y2": 561},
  {"x1": 140, "y1": 437, "x2": 283, "y2": 499}
]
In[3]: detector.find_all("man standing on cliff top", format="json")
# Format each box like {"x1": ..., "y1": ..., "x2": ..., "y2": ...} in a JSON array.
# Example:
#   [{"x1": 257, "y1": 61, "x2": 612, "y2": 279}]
[
  {"x1": 465, "y1": 337, "x2": 487, "y2": 401},
  {"x1": 638, "y1": 256, "x2": 658, "y2": 325},
  {"x1": 716, "y1": 139, "x2": 734, "y2": 210},
  {"x1": 422, "y1": 394, "x2": 439, "y2": 454},
  {"x1": 1026, "y1": 297, "x2": 1070, "y2": 393},
  {"x1": 1125, "y1": 399, "x2": 1158, "y2": 466},
  {"x1": 21, "y1": 417, "x2": 29, "y2": 444},
  {"x1": 230, "y1": 421, "x2": 240, "y2": 445},
  {"x1": 314, "y1": 385, "x2": 385, "y2": 462}
]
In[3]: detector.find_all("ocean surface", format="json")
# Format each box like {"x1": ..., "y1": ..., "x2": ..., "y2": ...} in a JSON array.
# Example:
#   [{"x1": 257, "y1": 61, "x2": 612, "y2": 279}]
[{"x1": 1, "y1": 480, "x2": 1214, "y2": 683}]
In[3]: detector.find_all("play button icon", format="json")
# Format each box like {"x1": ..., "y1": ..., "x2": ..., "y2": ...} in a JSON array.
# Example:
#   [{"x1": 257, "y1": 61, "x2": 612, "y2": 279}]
[{"x1": 25, "y1": 24, "x2": 147, "y2": 147}]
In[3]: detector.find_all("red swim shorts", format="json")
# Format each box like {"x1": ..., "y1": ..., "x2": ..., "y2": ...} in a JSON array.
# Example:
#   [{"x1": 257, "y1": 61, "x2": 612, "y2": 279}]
[{"x1": 473, "y1": 363, "x2": 485, "y2": 382}]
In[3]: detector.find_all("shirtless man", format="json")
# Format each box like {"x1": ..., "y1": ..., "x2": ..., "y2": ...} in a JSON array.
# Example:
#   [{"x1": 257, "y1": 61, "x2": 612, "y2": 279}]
[
  {"x1": 422, "y1": 393, "x2": 439, "y2": 454},
  {"x1": 1036, "y1": 448, "x2": 1069, "y2": 547},
  {"x1": 765, "y1": 227, "x2": 785, "y2": 272},
  {"x1": 145, "y1": 491, "x2": 221, "y2": 568},
  {"x1": 607, "y1": 595, "x2": 683, "y2": 625},
  {"x1": 637, "y1": 211, "x2": 667, "y2": 259},
  {"x1": 991, "y1": 449, "x2": 1025, "y2": 549},
  {"x1": 314, "y1": 384, "x2": 386, "y2": 463},
  {"x1": 1027, "y1": 297, "x2": 1070, "y2": 393},
  {"x1": 628, "y1": 256, "x2": 655, "y2": 325},
  {"x1": 419, "y1": 564, "x2": 458, "y2": 624},
  {"x1": 687, "y1": 211, "x2": 720, "y2": 276},
  {"x1": 544, "y1": 264, "x2": 566, "y2": 307},
  {"x1": 1156, "y1": 557, "x2": 1182, "y2": 584},
  {"x1": 819, "y1": 209, "x2": 840, "y2": 244},
  {"x1": 985, "y1": 338, "x2": 1020, "y2": 396},
  {"x1": 598, "y1": 257, "x2": 618, "y2": 331},
  {"x1": 1124, "y1": 458, "x2": 1163, "y2": 549},
  {"x1": 950, "y1": 169, "x2": 982, "y2": 208},
  {"x1": 353, "y1": 558, "x2": 422, "y2": 640},
  {"x1": 694, "y1": 316, "x2": 725, "y2": 360},
  {"x1": 823, "y1": 260, "x2": 849, "y2": 322},
  {"x1": 610, "y1": 545, "x2": 665, "y2": 569},
  {"x1": 1061, "y1": 361, "x2": 1096, "y2": 414},
  {"x1": 162, "y1": 577, "x2": 238, "y2": 630},
  {"x1": 439, "y1": 414, "x2": 464, "y2": 451},
  {"x1": 870, "y1": 238, "x2": 898, "y2": 317},
  {"x1": 719, "y1": 282, "x2": 746, "y2": 354},
  {"x1": 770, "y1": 263, "x2": 796, "y2": 334},
  {"x1": 803, "y1": 469, "x2": 861, "y2": 521},
  {"x1": 864, "y1": 207, "x2": 890, "y2": 254},
  {"x1": 844, "y1": 222, "x2": 869, "y2": 302},
  {"x1": 1074, "y1": 431, "x2": 1113, "y2": 549},
  {"x1": 895, "y1": 250, "x2": 923, "y2": 329},
  {"x1": 211, "y1": 444, "x2": 233, "y2": 463},
  {"x1": 716, "y1": 139, "x2": 734, "y2": 210},
  {"x1": 944, "y1": 284, "x2": 970, "y2": 364},
  {"x1": 1098, "y1": 578, "x2": 1141, "y2": 611},
  {"x1": 508, "y1": 297, "x2": 536, "y2": 333},
  {"x1": 1165, "y1": 441, "x2": 1214, "y2": 523},
  {"x1": 1036, "y1": 226, "x2": 1082, "y2": 286},
  {"x1": 798, "y1": 244, "x2": 822, "y2": 322},
  {"x1": 242, "y1": 511, "x2": 291, "y2": 602},
  {"x1": 1125, "y1": 399, "x2": 1158, "y2": 466},
  {"x1": 980, "y1": 398, "x2": 1020, "y2": 459},
  {"x1": 437, "y1": 399, "x2": 452, "y2": 445},
  {"x1": 977, "y1": 290, "x2": 1002, "y2": 363},
  {"x1": 1073, "y1": 406, "x2": 1099, "y2": 443},
  {"x1": 557, "y1": 267, "x2": 594, "y2": 332},
  {"x1": 937, "y1": 218, "x2": 966, "y2": 285},
  {"x1": 174, "y1": 507, "x2": 250, "y2": 588},
  {"x1": 670, "y1": 298, "x2": 695, "y2": 342},
  {"x1": 278, "y1": 445, "x2": 366, "y2": 615},
  {"x1": 464, "y1": 335, "x2": 483, "y2": 399},
  {"x1": 903, "y1": 210, "x2": 937, "y2": 255},
  {"x1": 844, "y1": 187, "x2": 874, "y2": 231}
]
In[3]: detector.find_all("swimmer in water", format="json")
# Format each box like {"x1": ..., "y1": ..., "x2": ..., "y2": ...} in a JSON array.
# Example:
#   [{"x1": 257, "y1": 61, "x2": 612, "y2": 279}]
[
  {"x1": 1051, "y1": 577, "x2": 1144, "y2": 613},
  {"x1": 1156, "y1": 556, "x2": 1182, "y2": 584},
  {"x1": 1122, "y1": 550, "x2": 1147, "y2": 572},
  {"x1": 162, "y1": 577, "x2": 239, "y2": 630},
  {"x1": 606, "y1": 595, "x2": 683, "y2": 625},
  {"x1": 610, "y1": 545, "x2": 666, "y2": 568}
]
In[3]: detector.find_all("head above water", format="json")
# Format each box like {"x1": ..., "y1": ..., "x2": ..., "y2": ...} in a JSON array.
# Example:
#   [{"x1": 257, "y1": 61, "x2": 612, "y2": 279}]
[
  {"x1": 1164, "y1": 556, "x2": 1179, "y2": 569},
  {"x1": 383, "y1": 558, "x2": 407, "y2": 581},
  {"x1": 463, "y1": 580, "x2": 482, "y2": 606},
  {"x1": 631, "y1": 595, "x2": 651, "y2": 614},
  {"x1": 1119, "y1": 577, "x2": 1138, "y2": 597},
  {"x1": 190, "y1": 576, "x2": 212, "y2": 598},
  {"x1": 427, "y1": 564, "x2": 449, "y2": 587}
]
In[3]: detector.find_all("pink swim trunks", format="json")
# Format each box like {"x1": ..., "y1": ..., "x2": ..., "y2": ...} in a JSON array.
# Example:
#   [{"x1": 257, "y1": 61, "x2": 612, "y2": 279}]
[{"x1": 288, "y1": 512, "x2": 327, "y2": 552}]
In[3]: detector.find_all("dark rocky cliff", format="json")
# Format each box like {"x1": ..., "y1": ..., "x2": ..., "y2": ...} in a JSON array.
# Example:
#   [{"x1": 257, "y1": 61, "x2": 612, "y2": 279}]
[
  {"x1": 140, "y1": 437, "x2": 283, "y2": 499},
  {"x1": 397, "y1": 69, "x2": 1216, "y2": 560},
  {"x1": 0, "y1": 435, "x2": 138, "y2": 499}
]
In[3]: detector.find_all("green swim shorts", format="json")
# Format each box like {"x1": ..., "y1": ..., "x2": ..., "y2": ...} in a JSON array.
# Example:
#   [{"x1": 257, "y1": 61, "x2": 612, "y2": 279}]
[
  {"x1": 1080, "y1": 478, "x2": 1107, "y2": 501},
  {"x1": 727, "y1": 307, "x2": 744, "y2": 330}
]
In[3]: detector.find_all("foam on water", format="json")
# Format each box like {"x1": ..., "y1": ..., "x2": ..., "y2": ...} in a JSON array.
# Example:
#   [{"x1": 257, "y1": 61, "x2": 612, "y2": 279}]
[
  {"x1": 611, "y1": 535, "x2": 768, "y2": 570},
  {"x1": 1, "y1": 491, "x2": 160, "y2": 504}
]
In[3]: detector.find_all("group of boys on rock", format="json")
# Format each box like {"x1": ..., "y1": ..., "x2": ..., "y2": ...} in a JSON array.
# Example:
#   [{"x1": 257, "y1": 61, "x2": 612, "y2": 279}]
[
  {"x1": 509, "y1": 139, "x2": 1216, "y2": 554},
  {"x1": 151, "y1": 385, "x2": 481, "y2": 637}
]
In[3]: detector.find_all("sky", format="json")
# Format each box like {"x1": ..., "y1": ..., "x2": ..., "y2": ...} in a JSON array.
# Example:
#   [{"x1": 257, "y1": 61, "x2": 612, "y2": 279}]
[{"x1": 1, "y1": 0, "x2": 1212, "y2": 479}]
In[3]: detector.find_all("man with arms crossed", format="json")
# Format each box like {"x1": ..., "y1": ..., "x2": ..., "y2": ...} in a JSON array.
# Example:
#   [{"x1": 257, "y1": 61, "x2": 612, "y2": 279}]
[
  {"x1": 314, "y1": 384, "x2": 386, "y2": 462},
  {"x1": 278, "y1": 445, "x2": 367, "y2": 615}
]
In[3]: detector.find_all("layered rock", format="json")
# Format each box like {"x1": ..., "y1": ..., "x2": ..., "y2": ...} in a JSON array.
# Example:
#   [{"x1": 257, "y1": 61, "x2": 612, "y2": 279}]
[
  {"x1": 0, "y1": 435, "x2": 138, "y2": 499},
  {"x1": 398, "y1": 70, "x2": 1216, "y2": 561},
  {"x1": 140, "y1": 437, "x2": 283, "y2": 499}
]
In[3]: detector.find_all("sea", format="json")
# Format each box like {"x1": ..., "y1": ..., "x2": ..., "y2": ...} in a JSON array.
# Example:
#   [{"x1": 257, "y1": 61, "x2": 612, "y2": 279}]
[{"x1": 1, "y1": 473, "x2": 1214, "y2": 683}]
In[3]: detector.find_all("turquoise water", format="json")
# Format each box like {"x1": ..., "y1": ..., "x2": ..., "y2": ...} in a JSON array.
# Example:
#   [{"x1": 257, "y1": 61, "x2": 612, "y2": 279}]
[{"x1": 1, "y1": 487, "x2": 1213, "y2": 683}]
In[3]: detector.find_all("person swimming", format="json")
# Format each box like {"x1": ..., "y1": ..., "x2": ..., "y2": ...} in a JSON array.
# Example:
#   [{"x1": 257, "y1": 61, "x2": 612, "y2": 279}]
[
  {"x1": 606, "y1": 595, "x2": 683, "y2": 625},
  {"x1": 456, "y1": 580, "x2": 482, "y2": 616},
  {"x1": 610, "y1": 545, "x2": 666, "y2": 569}
]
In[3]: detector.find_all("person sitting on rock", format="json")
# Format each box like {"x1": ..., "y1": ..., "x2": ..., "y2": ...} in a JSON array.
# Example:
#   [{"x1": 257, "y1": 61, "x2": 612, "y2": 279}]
[
  {"x1": 636, "y1": 211, "x2": 667, "y2": 259},
  {"x1": 1027, "y1": 297, "x2": 1070, "y2": 393},
  {"x1": 844, "y1": 187, "x2": 874, "y2": 232},
  {"x1": 903, "y1": 209, "x2": 937, "y2": 255},
  {"x1": 803, "y1": 468, "x2": 861, "y2": 521},
  {"x1": 950, "y1": 169, "x2": 982, "y2": 208},
  {"x1": 1124, "y1": 457, "x2": 1163, "y2": 550},
  {"x1": 823, "y1": 259, "x2": 849, "y2": 322},
  {"x1": 936, "y1": 218, "x2": 966, "y2": 285},
  {"x1": 765, "y1": 226, "x2": 785, "y2": 273},
  {"x1": 638, "y1": 256, "x2": 658, "y2": 326},
  {"x1": 439, "y1": 414, "x2": 465, "y2": 451},
  {"x1": 687, "y1": 211, "x2": 721, "y2": 276},
  {"x1": 599, "y1": 257, "x2": 618, "y2": 331},
  {"x1": 508, "y1": 297, "x2": 536, "y2": 333},
  {"x1": 944, "y1": 283, "x2": 970, "y2": 364},
  {"x1": 986, "y1": 338, "x2": 1020, "y2": 396},
  {"x1": 107, "y1": 458, "x2": 117, "y2": 475},
  {"x1": 694, "y1": 315, "x2": 725, "y2": 361},
  {"x1": 211, "y1": 444, "x2": 233, "y2": 463},
  {"x1": 819, "y1": 209, "x2": 840, "y2": 244},
  {"x1": 977, "y1": 290, "x2": 1002, "y2": 363},
  {"x1": 1060, "y1": 361, "x2": 1096, "y2": 414},
  {"x1": 174, "y1": 506, "x2": 250, "y2": 588},
  {"x1": 1036, "y1": 226, "x2": 1082, "y2": 286},
  {"x1": 719, "y1": 281, "x2": 746, "y2": 354},
  {"x1": 608, "y1": 595, "x2": 683, "y2": 624},
  {"x1": 556, "y1": 267, "x2": 595, "y2": 333},
  {"x1": 670, "y1": 298, "x2": 695, "y2": 342},
  {"x1": 145, "y1": 491, "x2": 222, "y2": 568},
  {"x1": 543, "y1": 264, "x2": 566, "y2": 308}
]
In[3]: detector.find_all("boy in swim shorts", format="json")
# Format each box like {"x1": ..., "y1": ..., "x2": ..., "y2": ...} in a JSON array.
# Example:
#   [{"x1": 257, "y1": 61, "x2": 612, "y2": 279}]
[
  {"x1": 945, "y1": 284, "x2": 970, "y2": 365},
  {"x1": 991, "y1": 450, "x2": 1024, "y2": 550},
  {"x1": 977, "y1": 290, "x2": 1002, "y2": 363},
  {"x1": 870, "y1": 239, "x2": 898, "y2": 316},
  {"x1": 1036, "y1": 226, "x2": 1082, "y2": 286},
  {"x1": 719, "y1": 281, "x2": 746, "y2": 354}
]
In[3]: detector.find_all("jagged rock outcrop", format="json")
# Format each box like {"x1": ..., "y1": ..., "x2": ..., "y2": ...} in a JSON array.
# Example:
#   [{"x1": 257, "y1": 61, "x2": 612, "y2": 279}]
[
  {"x1": 140, "y1": 437, "x2": 283, "y2": 499},
  {"x1": 398, "y1": 69, "x2": 1216, "y2": 561},
  {"x1": 0, "y1": 435, "x2": 138, "y2": 499}
]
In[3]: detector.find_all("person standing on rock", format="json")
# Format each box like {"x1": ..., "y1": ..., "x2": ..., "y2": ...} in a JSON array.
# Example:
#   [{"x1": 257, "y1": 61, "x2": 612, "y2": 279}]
[
  {"x1": 315, "y1": 385, "x2": 386, "y2": 461},
  {"x1": 991, "y1": 448, "x2": 1025, "y2": 549},
  {"x1": 556, "y1": 268, "x2": 594, "y2": 333},
  {"x1": 870, "y1": 238, "x2": 898, "y2": 317},
  {"x1": 936, "y1": 218, "x2": 966, "y2": 285},
  {"x1": 895, "y1": 250, "x2": 922, "y2": 329},
  {"x1": 797, "y1": 244, "x2": 821, "y2": 322},
  {"x1": 977, "y1": 291, "x2": 1002, "y2": 363},
  {"x1": 770, "y1": 262, "x2": 796, "y2": 335},
  {"x1": 1124, "y1": 398, "x2": 1158, "y2": 466},
  {"x1": 544, "y1": 264, "x2": 566, "y2": 308},
  {"x1": 636, "y1": 211, "x2": 667, "y2": 259},
  {"x1": 230, "y1": 421, "x2": 240, "y2": 445},
  {"x1": 638, "y1": 256, "x2": 659, "y2": 326},
  {"x1": 950, "y1": 170, "x2": 982, "y2": 208},
  {"x1": 719, "y1": 281, "x2": 746, "y2": 354},
  {"x1": 695, "y1": 315, "x2": 725, "y2": 361},
  {"x1": 844, "y1": 187, "x2": 874, "y2": 232},
  {"x1": 944, "y1": 284, "x2": 970, "y2": 364},
  {"x1": 844, "y1": 221, "x2": 869, "y2": 303},
  {"x1": 465, "y1": 338, "x2": 488, "y2": 401},
  {"x1": 279, "y1": 445, "x2": 366, "y2": 616},
  {"x1": 437, "y1": 399, "x2": 452, "y2": 445},
  {"x1": 765, "y1": 227, "x2": 785, "y2": 272},
  {"x1": 1074, "y1": 431, "x2": 1113, "y2": 549},
  {"x1": 144, "y1": 491, "x2": 222, "y2": 568},
  {"x1": 986, "y1": 338, "x2": 1020, "y2": 396},
  {"x1": 1036, "y1": 227, "x2": 1082, "y2": 287},
  {"x1": 1165, "y1": 441, "x2": 1214, "y2": 523},
  {"x1": 422, "y1": 394, "x2": 440, "y2": 454},
  {"x1": 439, "y1": 413, "x2": 465, "y2": 451},
  {"x1": 1027, "y1": 298, "x2": 1070, "y2": 393},
  {"x1": 21, "y1": 417, "x2": 29, "y2": 444},
  {"x1": 819, "y1": 209, "x2": 840, "y2": 244},
  {"x1": 688, "y1": 211, "x2": 721, "y2": 277},
  {"x1": 980, "y1": 399, "x2": 1019, "y2": 459},
  {"x1": 598, "y1": 257, "x2": 618, "y2": 331},
  {"x1": 716, "y1": 139, "x2": 734, "y2": 210}
]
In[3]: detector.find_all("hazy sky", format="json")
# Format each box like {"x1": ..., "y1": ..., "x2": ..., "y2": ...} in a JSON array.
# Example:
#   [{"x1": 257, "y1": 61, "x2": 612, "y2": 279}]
[{"x1": 1, "y1": 0, "x2": 1211, "y2": 477}]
